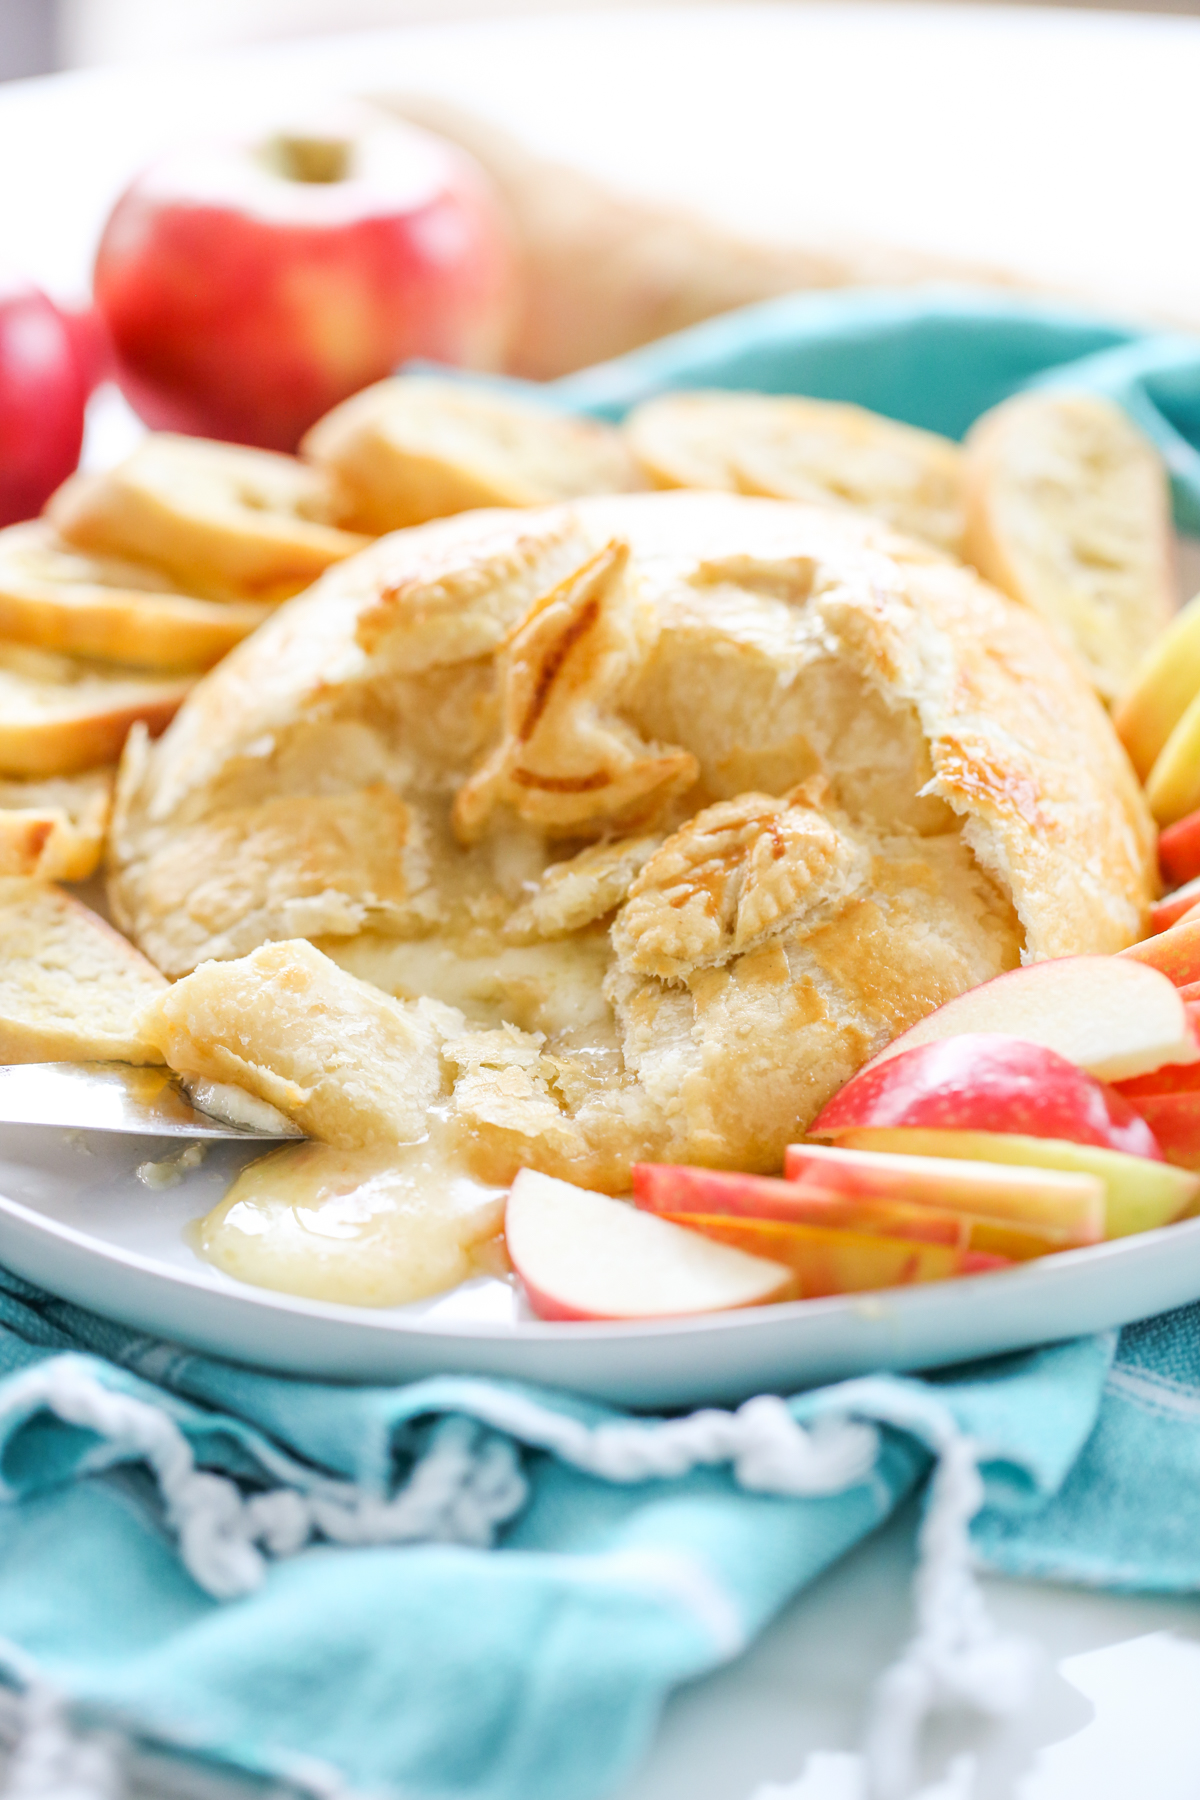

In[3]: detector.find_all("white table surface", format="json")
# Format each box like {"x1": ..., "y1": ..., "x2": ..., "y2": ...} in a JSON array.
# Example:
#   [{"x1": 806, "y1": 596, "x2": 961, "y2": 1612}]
[{"x1": 3, "y1": 11, "x2": 1200, "y2": 1797}]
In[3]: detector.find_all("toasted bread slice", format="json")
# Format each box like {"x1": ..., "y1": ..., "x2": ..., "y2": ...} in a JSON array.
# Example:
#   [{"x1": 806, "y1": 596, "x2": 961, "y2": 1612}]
[
  {"x1": 0, "y1": 640, "x2": 193, "y2": 777},
  {"x1": 47, "y1": 435, "x2": 370, "y2": 605},
  {"x1": 0, "y1": 877, "x2": 166, "y2": 1063},
  {"x1": 962, "y1": 392, "x2": 1175, "y2": 704},
  {"x1": 0, "y1": 522, "x2": 270, "y2": 669},
  {"x1": 0, "y1": 767, "x2": 114, "y2": 880},
  {"x1": 302, "y1": 376, "x2": 645, "y2": 534},
  {"x1": 624, "y1": 390, "x2": 964, "y2": 554}
]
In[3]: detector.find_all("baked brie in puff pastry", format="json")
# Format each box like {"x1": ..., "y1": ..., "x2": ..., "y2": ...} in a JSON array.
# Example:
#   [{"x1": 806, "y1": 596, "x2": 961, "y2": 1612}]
[{"x1": 114, "y1": 492, "x2": 1155, "y2": 1189}]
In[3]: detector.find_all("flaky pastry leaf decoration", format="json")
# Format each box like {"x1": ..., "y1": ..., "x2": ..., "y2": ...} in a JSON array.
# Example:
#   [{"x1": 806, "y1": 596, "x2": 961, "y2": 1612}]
[
  {"x1": 613, "y1": 781, "x2": 863, "y2": 980},
  {"x1": 452, "y1": 539, "x2": 698, "y2": 842},
  {"x1": 355, "y1": 514, "x2": 590, "y2": 672}
]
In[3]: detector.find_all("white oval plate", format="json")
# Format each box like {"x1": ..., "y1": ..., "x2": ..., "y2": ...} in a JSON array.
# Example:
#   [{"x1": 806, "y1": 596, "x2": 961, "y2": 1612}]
[{"x1": 4, "y1": 1124, "x2": 1200, "y2": 1407}]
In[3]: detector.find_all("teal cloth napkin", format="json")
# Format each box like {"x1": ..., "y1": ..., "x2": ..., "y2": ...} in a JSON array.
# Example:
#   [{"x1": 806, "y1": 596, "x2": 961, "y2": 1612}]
[
  {"x1": 2, "y1": 1266, "x2": 1200, "y2": 1800},
  {"x1": 9, "y1": 287, "x2": 1200, "y2": 1798}
]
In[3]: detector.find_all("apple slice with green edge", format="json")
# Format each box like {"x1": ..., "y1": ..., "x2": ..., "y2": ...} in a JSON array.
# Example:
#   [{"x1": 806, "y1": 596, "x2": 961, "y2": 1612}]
[
  {"x1": 1121, "y1": 917, "x2": 1200, "y2": 989},
  {"x1": 633, "y1": 1163, "x2": 1087, "y2": 1261},
  {"x1": 504, "y1": 1169, "x2": 794, "y2": 1321},
  {"x1": 653, "y1": 1211, "x2": 1009, "y2": 1295},
  {"x1": 1159, "y1": 808, "x2": 1200, "y2": 889},
  {"x1": 1151, "y1": 881, "x2": 1200, "y2": 936},
  {"x1": 809, "y1": 1033, "x2": 1160, "y2": 1159},
  {"x1": 828, "y1": 1128, "x2": 1200, "y2": 1239},
  {"x1": 864, "y1": 957, "x2": 1198, "y2": 1083},
  {"x1": 784, "y1": 1142, "x2": 1104, "y2": 1238}
]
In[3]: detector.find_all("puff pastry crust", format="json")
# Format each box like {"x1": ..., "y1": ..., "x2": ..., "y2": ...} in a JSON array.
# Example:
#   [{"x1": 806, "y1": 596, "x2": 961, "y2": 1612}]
[{"x1": 114, "y1": 491, "x2": 1155, "y2": 1186}]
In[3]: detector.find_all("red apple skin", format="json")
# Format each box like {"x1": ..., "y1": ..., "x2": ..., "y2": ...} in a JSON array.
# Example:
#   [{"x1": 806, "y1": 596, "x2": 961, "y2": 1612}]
[
  {"x1": 1159, "y1": 809, "x2": 1200, "y2": 890},
  {"x1": 808, "y1": 1033, "x2": 1162, "y2": 1160},
  {"x1": 1121, "y1": 918, "x2": 1200, "y2": 988},
  {"x1": 94, "y1": 123, "x2": 516, "y2": 451},
  {"x1": 0, "y1": 276, "x2": 87, "y2": 527},
  {"x1": 633, "y1": 1164, "x2": 1071, "y2": 1260},
  {"x1": 1112, "y1": 1094, "x2": 1200, "y2": 1173}
]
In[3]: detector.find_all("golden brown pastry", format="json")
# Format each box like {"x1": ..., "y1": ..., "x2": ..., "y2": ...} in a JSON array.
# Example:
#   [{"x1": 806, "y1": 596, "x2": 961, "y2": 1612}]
[
  {"x1": 0, "y1": 522, "x2": 269, "y2": 669},
  {"x1": 962, "y1": 392, "x2": 1175, "y2": 704},
  {"x1": 0, "y1": 877, "x2": 166, "y2": 1063},
  {"x1": 0, "y1": 766, "x2": 113, "y2": 880},
  {"x1": 0, "y1": 640, "x2": 193, "y2": 778},
  {"x1": 111, "y1": 491, "x2": 1155, "y2": 1187},
  {"x1": 303, "y1": 376, "x2": 645, "y2": 534},
  {"x1": 47, "y1": 435, "x2": 370, "y2": 605},
  {"x1": 625, "y1": 390, "x2": 965, "y2": 555}
]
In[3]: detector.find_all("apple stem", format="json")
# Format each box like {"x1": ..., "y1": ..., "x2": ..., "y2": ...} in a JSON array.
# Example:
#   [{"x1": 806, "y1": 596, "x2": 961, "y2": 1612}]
[{"x1": 264, "y1": 132, "x2": 353, "y2": 184}]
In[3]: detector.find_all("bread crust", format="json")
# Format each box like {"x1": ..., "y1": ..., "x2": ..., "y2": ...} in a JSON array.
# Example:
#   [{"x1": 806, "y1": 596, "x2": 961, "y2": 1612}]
[
  {"x1": 112, "y1": 491, "x2": 1155, "y2": 1183},
  {"x1": 48, "y1": 436, "x2": 370, "y2": 605},
  {"x1": 0, "y1": 641, "x2": 194, "y2": 778},
  {"x1": 625, "y1": 390, "x2": 964, "y2": 555},
  {"x1": 0, "y1": 522, "x2": 269, "y2": 668},
  {"x1": 0, "y1": 767, "x2": 113, "y2": 880}
]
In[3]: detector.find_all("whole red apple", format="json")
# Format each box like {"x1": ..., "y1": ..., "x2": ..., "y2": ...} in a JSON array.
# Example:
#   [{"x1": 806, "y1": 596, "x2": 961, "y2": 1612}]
[
  {"x1": 0, "y1": 275, "x2": 88, "y2": 528},
  {"x1": 94, "y1": 116, "x2": 516, "y2": 452}
]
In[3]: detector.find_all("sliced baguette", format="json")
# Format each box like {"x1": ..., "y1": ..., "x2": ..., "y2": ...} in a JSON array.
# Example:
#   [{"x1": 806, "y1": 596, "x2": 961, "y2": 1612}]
[
  {"x1": 0, "y1": 521, "x2": 270, "y2": 668},
  {"x1": 0, "y1": 877, "x2": 166, "y2": 1063},
  {"x1": 0, "y1": 767, "x2": 114, "y2": 880},
  {"x1": 0, "y1": 640, "x2": 193, "y2": 777},
  {"x1": 624, "y1": 390, "x2": 964, "y2": 555},
  {"x1": 48, "y1": 435, "x2": 370, "y2": 605},
  {"x1": 303, "y1": 376, "x2": 645, "y2": 534},
  {"x1": 962, "y1": 392, "x2": 1175, "y2": 704}
]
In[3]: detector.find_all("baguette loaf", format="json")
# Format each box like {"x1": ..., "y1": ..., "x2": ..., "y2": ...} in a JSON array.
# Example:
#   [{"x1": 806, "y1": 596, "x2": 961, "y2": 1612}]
[{"x1": 0, "y1": 877, "x2": 166, "y2": 1063}]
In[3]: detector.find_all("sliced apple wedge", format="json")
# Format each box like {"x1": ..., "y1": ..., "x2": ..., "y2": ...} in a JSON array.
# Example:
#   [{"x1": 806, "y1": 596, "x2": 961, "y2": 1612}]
[
  {"x1": 865, "y1": 957, "x2": 1199, "y2": 1083},
  {"x1": 655, "y1": 1212, "x2": 1009, "y2": 1296},
  {"x1": 1159, "y1": 807, "x2": 1200, "y2": 890},
  {"x1": 1120, "y1": 918, "x2": 1200, "y2": 989},
  {"x1": 1112, "y1": 588, "x2": 1200, "y2": 782},
  {"x1": 1146, "y1": 687, "x2": 1200, "y2": 826},
  {"x1": 1108, "y1": 1095, "x2": 1200, "y2": 1173},
  {"x1": 783, "y1": 1142, "x2": 1104, "y2": 1239},
  {"x1": 809, "y1": 1033, "x2": 1160, "y2": 1159},
  {"x1": 830, "y1": 1127, "x2": 1200, "y2": 1240},
  {"x1": 1151, "y1": 880, "x2": 1200, "y2": 936},
  {"x1": 504, "y1": 1169, "x2": 794, "y2": 1321},
  {"x1": 633, "y1": 1163, "x2": 1086, "y2": 1261}
]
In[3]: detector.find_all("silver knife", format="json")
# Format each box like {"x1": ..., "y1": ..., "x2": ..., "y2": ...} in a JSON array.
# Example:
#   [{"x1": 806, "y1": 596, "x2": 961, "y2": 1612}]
[{"x1": 0, "y1": 1063, "x2": 303, "y2": 1141}]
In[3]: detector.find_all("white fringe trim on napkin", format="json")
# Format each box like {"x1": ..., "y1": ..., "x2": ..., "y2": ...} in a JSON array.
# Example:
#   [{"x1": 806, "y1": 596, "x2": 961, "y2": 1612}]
[{"x1": 0, "y1": 1357, "x2": 1038, "y2": 1800}]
